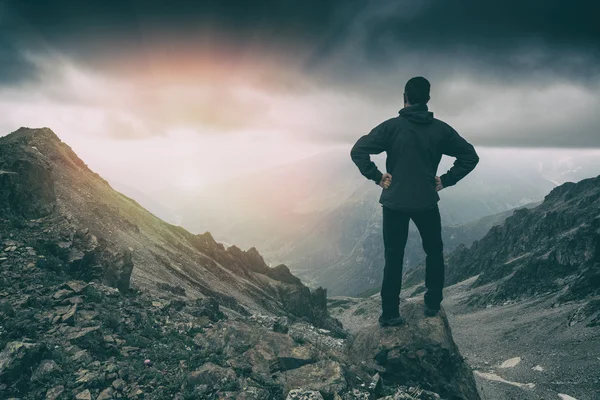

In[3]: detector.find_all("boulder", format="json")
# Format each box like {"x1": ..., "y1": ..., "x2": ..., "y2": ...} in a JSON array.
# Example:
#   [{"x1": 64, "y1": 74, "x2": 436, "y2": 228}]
[
  {"x1": 192, "y1": 297, "x2": 226, "y2": 322},
  {"x1": 75, "y1": 389, "x2": 92, "y2": 400},
  {"x1": 282, "y1": 360, "x2": 347, "y2": 398},
  {"x1": 347, "y1": 299, "x2": 480, "y2": 400},
  {"x1": 101, "y1": 247, "x2": 134, "y2": 292},
  {"x1": 188, "y1": 362, "x2": 238, "y2": 389},
  {"x1": 0, "y1": 341, "x2": 43, "y2": 383},
  {"x1": 193, "y1": 320, "x2": 316, "y2": 378},
  {"x1": 31, "y1": 359, "x2": 61, "y2": 382},
  {"x1": 45, "y1": 385, "x2": 65, "y2": 400},
  {"x1": 0, "y1": 152, "x2": 56, "y2": 219},
  {"x1": 67, "y1": 231, "x2": 133, "y2": 292}
]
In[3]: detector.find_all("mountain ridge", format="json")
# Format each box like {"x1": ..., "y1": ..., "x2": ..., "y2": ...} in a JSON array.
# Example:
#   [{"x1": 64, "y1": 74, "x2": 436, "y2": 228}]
[
  {"x1": 0, "y1": 127, "x2": 335, "y2": 329},
  {"x1": 403, "y1": 173, "x2": 600, "y2": 309}
]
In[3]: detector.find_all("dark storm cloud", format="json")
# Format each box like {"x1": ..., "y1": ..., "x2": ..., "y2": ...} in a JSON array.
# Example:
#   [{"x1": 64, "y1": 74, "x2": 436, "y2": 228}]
[
  {"x1": 0, "y1": 38, "x2": 37, "y2": 84},
  {"x1": 0, "y1": 4, "x2": 39, "y2": 84},
  {"x1": 2, "y1": 0, "x2": 600, "y2": 148},
  {"x1": 3, "y1": 0, "x2": 600, "y2": 80}
]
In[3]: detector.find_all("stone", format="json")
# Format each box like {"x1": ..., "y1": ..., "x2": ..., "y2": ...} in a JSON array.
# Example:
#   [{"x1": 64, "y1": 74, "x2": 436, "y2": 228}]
[
  {"x1": 112, "y1": 378, "x2": 126, "y2": 390},
  {"x1": 235, "y1": 387, "x2": 270, "y2": 400},
  {"x1": 62, "y1": 296, "x2": 83, "y2": 305},
  {"x1": 188, "y1": 362, "x2": 238, "y2": 388},
  {"x1": 342, "y1": 390, "x2": 371, "y2": 400},
  {"x1": 193, "y1": 297, "x2": 225, "y2": 322},
  {"x1": 0, "y1": 153, "x2": 56, "y2": 219},
  {"x1": 53, "y1": 289, "x2": 72, "y2": 300},
  {"x1": 61, "y1": 304, "x2": 77, "y2": 323},
  {"x1": 66, "y1": 325, "x2": 100, "y2": 341},
  {"x1": 120, "y1": 346, "x2": 140, "y2": 357},
  {"x1": 282, "y1": 360, "x2": 347, "y2": 398},
  {"x1": 75, "y1": 389, "x2": 92, "y2": 400},
  {"x1": 78, "y1": 310, "x2": 99, "y2": 320},
  {"x1": 97, "y1": 387, "x2": 115, "y2": 400},
  {"x1": 286, "y1": 389, "x2": 324, "y2": 400},
  {"x1": 71, "y1": 349, "x2": 93, "y2": 364},
  {"x1": 75, "y1": 369, "x2": 100, "y2": 384},
  {"x1": 45, "y1": 385, "x2": 64, "y2": 400},
  {"x1": 368, "y1": 373, "x2": 382, "y2": 393},
  {"x1": 101, "y1": 248, "x2": 134, "y2": 292},
  {"x1": 66, "y1": 280, "x2": 88, "y2": 293},
  {"x1": 127, "y1": 388, "x2": 143, "y2": 398},
  {"x1": 31, "y1": 359, "x2": 60, "y2": 382}
]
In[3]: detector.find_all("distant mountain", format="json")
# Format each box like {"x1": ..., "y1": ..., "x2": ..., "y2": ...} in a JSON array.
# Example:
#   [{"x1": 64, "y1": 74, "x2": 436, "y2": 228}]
[
  {"x1": 178, "y1": 148, "x2": 557, "y2": 296},
  {"x1": 404, "y1": 175, "x2": 600, "y2": 306},
  {"x1": 283, "y1": 198, "x2": 539, "y2": 296},
  {"x1": 180, "y1": 149, "x2": 556, "y2": 246}
]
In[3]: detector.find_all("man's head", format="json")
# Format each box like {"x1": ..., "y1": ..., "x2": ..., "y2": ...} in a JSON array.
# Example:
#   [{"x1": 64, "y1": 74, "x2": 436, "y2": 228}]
[{"x1": 403, "y1": 76, "x2": 430, "y2": 106}]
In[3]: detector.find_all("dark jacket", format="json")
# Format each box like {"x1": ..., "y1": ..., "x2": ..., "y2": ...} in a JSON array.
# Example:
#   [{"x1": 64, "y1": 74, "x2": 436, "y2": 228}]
[{"x1": 350, "y1": 103, "x2": 479, "y2": 211}]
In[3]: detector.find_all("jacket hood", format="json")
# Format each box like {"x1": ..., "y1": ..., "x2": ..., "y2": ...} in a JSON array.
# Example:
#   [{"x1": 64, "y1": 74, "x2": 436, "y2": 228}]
[{"x1": 399, "y1": 103, "x2": 434, "y2": 124}]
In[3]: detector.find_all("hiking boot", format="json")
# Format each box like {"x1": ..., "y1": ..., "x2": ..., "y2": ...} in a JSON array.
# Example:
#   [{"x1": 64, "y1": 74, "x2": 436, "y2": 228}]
[
  {"x1": 424, "y1": 304, "x2": 440, "y2": 317},
  {"x1": 378, "y1": 314, "x2": 405, "y2": 327}
]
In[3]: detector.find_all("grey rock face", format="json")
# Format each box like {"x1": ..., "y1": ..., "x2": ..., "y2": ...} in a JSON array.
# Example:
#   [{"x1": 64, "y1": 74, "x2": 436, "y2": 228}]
[
  {"x1": 0, "y1": 341, "x2": 44, "y2": 384},
  {"x1": 443, "y1": 174, "x2": 600, "y2": 305},
  {"x1": 0, "y1": 149, "x2": 56, "y2": 219},
  {"x1": 347, "y1": 300, "x2": 480, "y2": 400}
]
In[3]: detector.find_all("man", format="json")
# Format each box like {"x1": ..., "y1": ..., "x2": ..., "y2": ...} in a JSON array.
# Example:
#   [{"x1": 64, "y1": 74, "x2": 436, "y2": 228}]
[{"x1": 350, "y1": 77, "x2": 479, "y2": 327}]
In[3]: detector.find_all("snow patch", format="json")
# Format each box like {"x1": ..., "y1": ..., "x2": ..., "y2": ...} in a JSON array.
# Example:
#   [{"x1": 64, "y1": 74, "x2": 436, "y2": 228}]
[
  {"x1": 558, "y1": 394, "x2": 578, "y2": 400},
  {"x1": 499, "y1": 357, "x2": 522, "y2": 368},
  {"x1": 474, "y1": 371, "x2": 535, "y2": 389},
  {"x1": 532, "y1": 365, "x2": 544, "y2": 371}
]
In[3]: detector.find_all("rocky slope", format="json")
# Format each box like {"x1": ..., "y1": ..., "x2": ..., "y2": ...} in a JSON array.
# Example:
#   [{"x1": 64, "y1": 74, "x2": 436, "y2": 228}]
[
  {"x1": 404, "y1": 174, "x2": 600, "y2": 308},
  {"x1": 0, "y1": 127, "x2": 335, "y2": 330},
  {"x1": 0, "y1": 128, "x2": 480, "y2": 399}
]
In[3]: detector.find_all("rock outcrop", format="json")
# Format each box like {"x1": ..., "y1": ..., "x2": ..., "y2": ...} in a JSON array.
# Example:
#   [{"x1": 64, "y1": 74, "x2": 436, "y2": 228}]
[
  {"x1": 0, "y1": 129, "x2": 56, "y2": 219},
  {"x1": 348, "y1": 300, "x2": 480, "y2": 400}
]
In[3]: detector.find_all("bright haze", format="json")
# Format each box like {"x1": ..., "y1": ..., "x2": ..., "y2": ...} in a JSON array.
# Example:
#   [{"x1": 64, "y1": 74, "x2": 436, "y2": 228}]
[{"x1": 1, "y1": 0, "x2": 600, "y2": 205}]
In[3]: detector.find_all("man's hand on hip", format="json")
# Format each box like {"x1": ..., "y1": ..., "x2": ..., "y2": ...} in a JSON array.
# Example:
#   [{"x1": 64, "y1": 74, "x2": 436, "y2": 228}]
[
  {"x1": 435, "y1": 176, "x2": 444, "y2": 192},
  {"x1": 379, "y1": 173, "x2": 392, "y2": 189}
]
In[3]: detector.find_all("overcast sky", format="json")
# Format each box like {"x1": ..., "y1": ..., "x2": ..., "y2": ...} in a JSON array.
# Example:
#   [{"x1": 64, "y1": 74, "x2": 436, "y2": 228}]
[{"x1": 1, "y1": 1, "x2": 600, "y2": 194}]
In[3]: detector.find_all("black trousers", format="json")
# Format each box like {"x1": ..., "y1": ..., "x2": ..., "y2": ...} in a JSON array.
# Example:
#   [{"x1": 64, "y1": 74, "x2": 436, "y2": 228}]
[{"x1": 381, "y1": 204, "x2": 445, "y2": 316}]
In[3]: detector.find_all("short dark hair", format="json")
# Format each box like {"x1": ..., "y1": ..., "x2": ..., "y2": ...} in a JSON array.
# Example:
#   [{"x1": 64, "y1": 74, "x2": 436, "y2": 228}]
[{"x1": 404, "y1": 77, "x2": 430, "y2": 104}]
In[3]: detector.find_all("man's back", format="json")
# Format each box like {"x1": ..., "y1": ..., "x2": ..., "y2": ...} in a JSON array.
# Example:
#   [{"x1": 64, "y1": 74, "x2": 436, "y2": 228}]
[{"x1": 351, "y1": 103, "x2": 479, "y2": 210}]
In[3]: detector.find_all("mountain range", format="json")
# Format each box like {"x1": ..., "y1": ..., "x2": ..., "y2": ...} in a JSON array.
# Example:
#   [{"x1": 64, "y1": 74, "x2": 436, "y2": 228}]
[
  {"x1": 175, "y1": 149, "x2": 558, "y2": 295},
  {"x1": 405, "y1": 174, "x2": 600, "y2": 307}
]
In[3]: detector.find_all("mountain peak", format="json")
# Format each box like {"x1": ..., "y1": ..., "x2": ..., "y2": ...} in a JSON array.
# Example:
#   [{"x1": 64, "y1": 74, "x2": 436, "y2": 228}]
[{"x1": 3, "y1": 127, "x2": 61, "y2": 144}]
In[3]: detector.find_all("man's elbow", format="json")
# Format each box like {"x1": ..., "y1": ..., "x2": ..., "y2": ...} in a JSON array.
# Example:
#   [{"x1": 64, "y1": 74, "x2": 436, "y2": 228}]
[
  {"x1": 350, "y1": 146, "x2": 363, "y2": 163},
  {"x1": 472, "y1": 153, "x2": 480, "y2": 168},
  {"x1": 468, "y1": 148, "x2": 480, "y2": 169}
]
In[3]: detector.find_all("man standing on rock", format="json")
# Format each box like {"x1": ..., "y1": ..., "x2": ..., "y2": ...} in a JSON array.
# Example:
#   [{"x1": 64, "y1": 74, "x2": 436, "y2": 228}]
[{"x1": 351, "y1": 77, "x2": 479, "y2": 327}]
